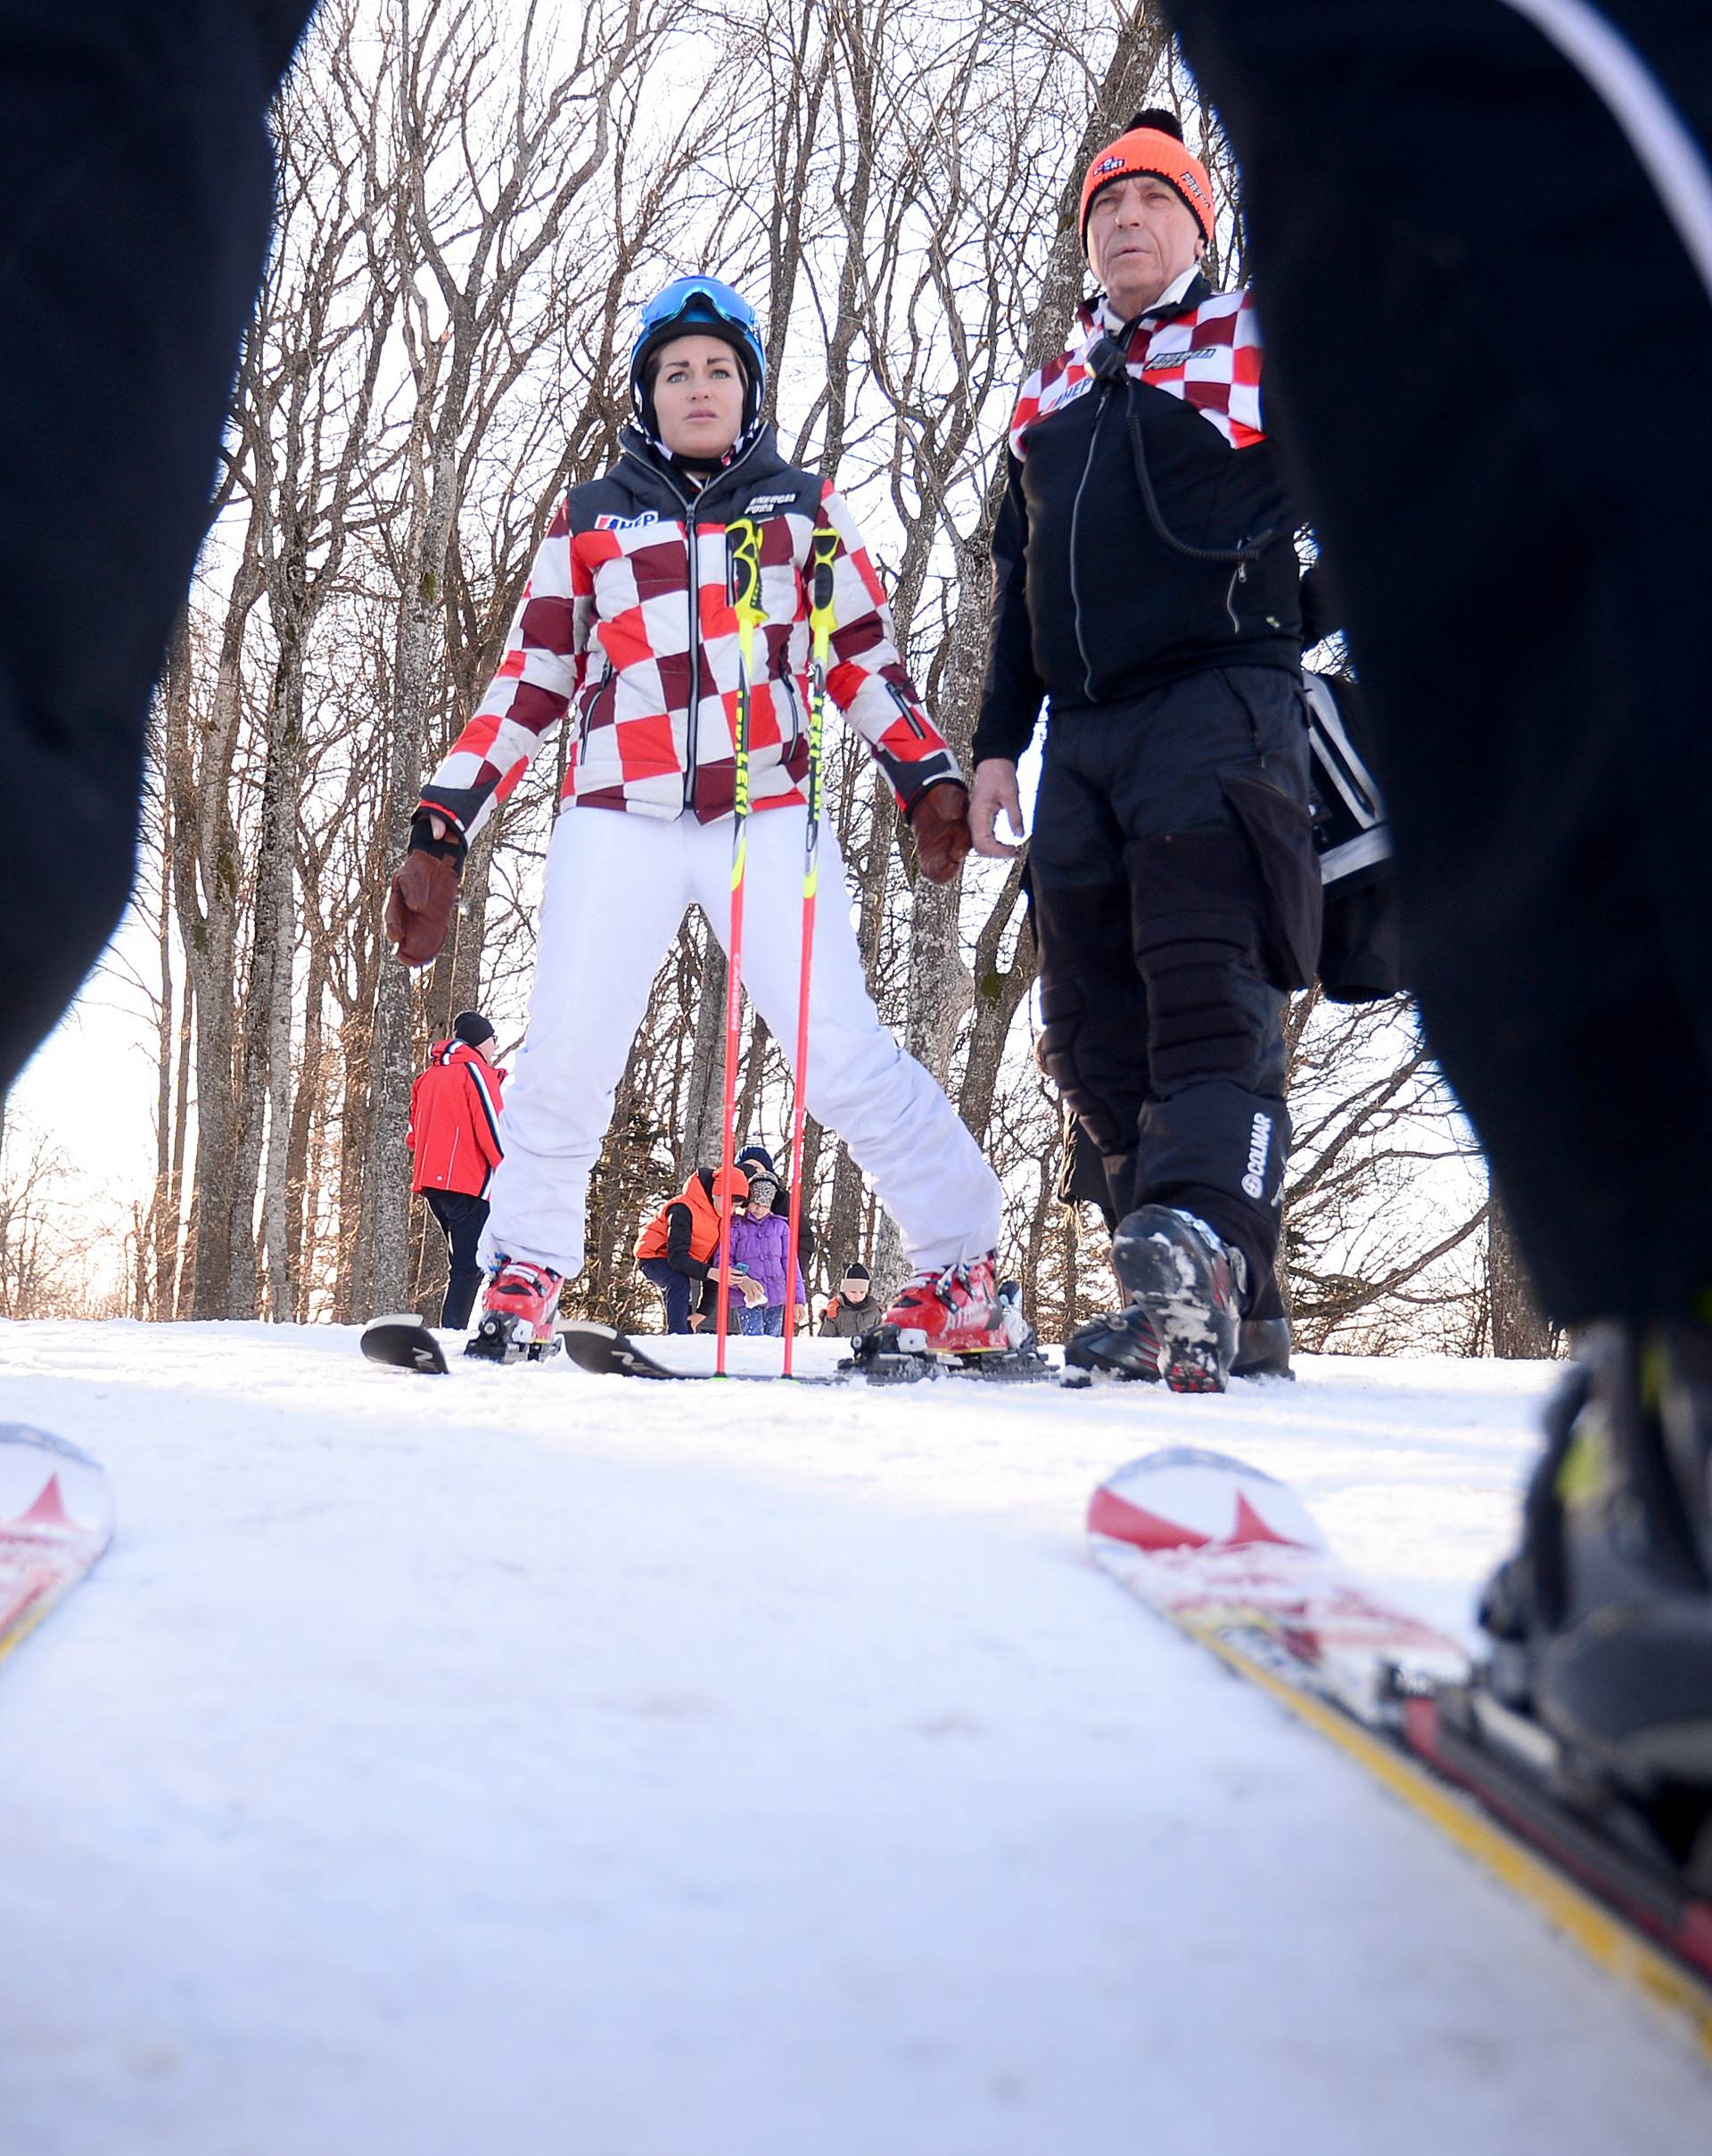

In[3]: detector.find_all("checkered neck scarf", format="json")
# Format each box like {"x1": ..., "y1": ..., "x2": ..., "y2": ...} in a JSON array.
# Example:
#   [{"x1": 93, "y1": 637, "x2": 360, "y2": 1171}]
[
  {"x1": 1008, "y1": 284, "x2": 1265, "y2": 457},
  {"x1": 629, "y1": 413, "x2": 769, "y2": 487}
]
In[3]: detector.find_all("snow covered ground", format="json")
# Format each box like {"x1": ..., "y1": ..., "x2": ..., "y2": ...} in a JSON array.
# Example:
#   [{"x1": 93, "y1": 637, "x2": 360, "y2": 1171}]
[{"x1": 0, "y1": 1320, "x2": 1708, "y2": 2156}]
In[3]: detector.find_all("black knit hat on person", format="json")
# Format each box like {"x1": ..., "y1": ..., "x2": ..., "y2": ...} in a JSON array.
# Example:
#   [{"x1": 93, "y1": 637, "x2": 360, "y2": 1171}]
[
  {"x1": 737, "y1": 1144, "x2": 778, "y2": 1176},
  {"x1": 453, "y1": 1010, "x2": 495, "y2": 1048},
  {"x1": 842, "y1": 1261, "x2": 871, "y2": 1280}
]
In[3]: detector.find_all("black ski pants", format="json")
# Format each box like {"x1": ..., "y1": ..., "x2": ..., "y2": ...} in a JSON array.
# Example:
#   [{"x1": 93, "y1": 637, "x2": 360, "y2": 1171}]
[
  {"x1": 0, "y1": 1, "x2": 317, "y2": 1092},
  {"x1": 1029, "y1": 665, "x2": 1320, "y2": 1320},
  {"x1": 1165, "y1": 0, "x2": 1712, "y2": 1326},
  {"x1": 424, "y1": 1189, "x2": 489, "y2": 1331},
  {"x1": 639, "y1": 1257, "x2": 696, "y2": 1335}
]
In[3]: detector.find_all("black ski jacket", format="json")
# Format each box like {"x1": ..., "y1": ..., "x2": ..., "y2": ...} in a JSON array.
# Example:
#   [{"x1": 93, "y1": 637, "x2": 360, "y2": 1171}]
[{"x1": 974, "y1": 277, "x2": 1303, "y2": 764}]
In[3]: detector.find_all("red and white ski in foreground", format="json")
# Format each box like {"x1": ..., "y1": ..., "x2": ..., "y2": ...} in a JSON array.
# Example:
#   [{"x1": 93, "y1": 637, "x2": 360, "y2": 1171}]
[
  {"x1": 1089, "y1": 1448, "x2": 1712, "y2": 2061},
  {"x1": 0, "y1": 1426, "x2": 115, "y2": 1668}
]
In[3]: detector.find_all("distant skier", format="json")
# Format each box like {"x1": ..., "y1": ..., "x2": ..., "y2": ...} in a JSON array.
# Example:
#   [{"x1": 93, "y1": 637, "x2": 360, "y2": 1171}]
[
  {"x1": 818, "y1": 1261, "x2": 876, "y2": 1340},
  {"x1": 1157, "y1": 3, "x2": 1712, "y2": 1800},
  {"x1": 407, "y1": 1012, "x2": 506, "y2": 1329},
  {"x1": 967, "y1": 111, "x2": 1318, "y2": 1393},
  {"x1": 727, "y1": 1169, "x2": 805, "y2": 1337},
  {"x1": 386, "y1": 276, "x2": 1025, "y2": 1368},
  {"x1": 635, "y1": 1165, "x2": 757, "y2": 1336}
]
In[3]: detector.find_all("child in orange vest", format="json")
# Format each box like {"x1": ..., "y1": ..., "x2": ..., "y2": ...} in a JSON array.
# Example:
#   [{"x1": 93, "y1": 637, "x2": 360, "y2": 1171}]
[{"x1": 634, "y1": 1166, "x2": 760, "y2": 1334}]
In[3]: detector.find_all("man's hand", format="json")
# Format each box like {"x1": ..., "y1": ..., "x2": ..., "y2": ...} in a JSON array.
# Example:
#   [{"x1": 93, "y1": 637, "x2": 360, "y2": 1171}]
[
  {"x1": 908, "y1": 780, "x2": 973, "y2": 885},
  {"x1": 386, "y1": 812, "x2": 463, "y2": 967},
  {"x1": 968, "y1": 759, "x2": 1025, "y2": 859}
]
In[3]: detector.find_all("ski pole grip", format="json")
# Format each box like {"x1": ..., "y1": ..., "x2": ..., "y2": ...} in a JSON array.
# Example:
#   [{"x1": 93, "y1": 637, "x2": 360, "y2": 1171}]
[
  {"x1": 808, "y1": 525, "x2": 838, "y2": 655},
  {"x1": 728, "y1": 516, "x2": 763, "y2": 630}
]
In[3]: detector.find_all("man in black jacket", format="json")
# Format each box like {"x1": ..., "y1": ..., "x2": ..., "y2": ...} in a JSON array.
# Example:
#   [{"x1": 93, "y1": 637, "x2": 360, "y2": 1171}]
[
  {"x1": 1155, "y1": 0, "x2": 1712, "y2": 1793},
  {"x1": 969, "y1": 110, "x2": 1319, "y2": 1392}
]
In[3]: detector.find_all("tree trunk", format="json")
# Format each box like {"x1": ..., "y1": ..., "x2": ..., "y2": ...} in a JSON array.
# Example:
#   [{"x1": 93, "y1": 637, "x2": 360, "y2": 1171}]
[
  {"x1": 226, "y1": 639, "x2": 303, "y2": 1318},
  {"x1": 170, "y1": 594, "x2": 249, "y2": 1321},
  {"x1": 150, "y1": 807, "x2": 179, "y2": 1319},
  {"x1": 957, "y1": 860, "x2": 1035, "y2": 1146},
  {"x1": 333, "y1": 1003, "x2": 374, "y2": 1322},
  {"x1": 284, "y1": 944, "x2": 327, "y2": 1306},
  {"x1": 163, "y1": 971, "x2": 193, "y2": 1319},
  {"x1": 679, "y1": 911, "x2": 728, "y2": 1174},
  {"x1": 870, "y1": 1203, "x2": 906, "y2": 1312},
  {"x1": 823, "y1": 1140, "x2": 867, "y2": 1286},
  {"x1": 735, "y1": 1015, "x2": 770, "y2": 1153},
  {"x1": 364, "y1": 443, "x2": 460, "y2": 1317},
  {"x1": 1489, "y1": 1190, "x2": 1554, "y2": 1359},
  {"x1": 794, "y1": 1113, "x2": 826, "y2": 1295}
]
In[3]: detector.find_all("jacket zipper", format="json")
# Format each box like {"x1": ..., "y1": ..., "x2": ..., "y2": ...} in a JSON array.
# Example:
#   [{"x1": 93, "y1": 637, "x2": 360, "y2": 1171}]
[
  {"x1": 619, "y1": 432, "x2": 768, "y2": 816},
  {"x1": 885, "y1": 679, "x2": 930, "y2": 738},
  {"x1": 1068, "y1": 391, "x2": 1110, "y2": 703},
  {"x1": 579, "y1": 659, "x2": 614, "y2": 760},
  {"x1": 780, "y1": 671, "x2": 803, "y2": 757}
]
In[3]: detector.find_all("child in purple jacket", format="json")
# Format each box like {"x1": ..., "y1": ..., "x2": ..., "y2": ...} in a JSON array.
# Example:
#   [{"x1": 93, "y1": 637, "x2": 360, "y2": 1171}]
[{"x1": 728, "y1": 1172, "x2": 806, "y2": 1337}]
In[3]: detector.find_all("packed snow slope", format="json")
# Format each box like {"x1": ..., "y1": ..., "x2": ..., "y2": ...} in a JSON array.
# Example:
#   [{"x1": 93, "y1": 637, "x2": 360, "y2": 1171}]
[{"x1": 1, "y1": 1321, "x2": 1708, "y2": 2156}]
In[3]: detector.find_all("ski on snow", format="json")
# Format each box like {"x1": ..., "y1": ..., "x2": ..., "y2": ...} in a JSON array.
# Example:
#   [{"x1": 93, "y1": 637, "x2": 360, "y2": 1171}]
[
  {"x1": 359, "y1": 1314, "x2": 1054, "y2": 1385},
  {"x1": 359, "y1": 1315, "x2": 803, "y2": 1379},
  {"x1": 1089, "y1": 1447, "x2": 1712, "y2": 2061},
  {"x1": 557, "y1": 1322, "x2": 845, "y2": 1383},
  {"x1": 0, "y1": 1426, "x2": 115, "y2": 1669}
]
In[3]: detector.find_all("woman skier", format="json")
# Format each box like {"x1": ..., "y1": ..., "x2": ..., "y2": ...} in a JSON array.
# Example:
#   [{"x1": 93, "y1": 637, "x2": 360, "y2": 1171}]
[{"x1": 385, "y1": 275, "x2": 1025, "y2": 1368}]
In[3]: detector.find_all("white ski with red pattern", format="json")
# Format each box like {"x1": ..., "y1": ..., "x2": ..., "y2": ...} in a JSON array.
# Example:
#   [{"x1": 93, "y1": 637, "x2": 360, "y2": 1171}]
[{"x1": 0, "y1": 1427, "x2": 114, "y2": 1666}]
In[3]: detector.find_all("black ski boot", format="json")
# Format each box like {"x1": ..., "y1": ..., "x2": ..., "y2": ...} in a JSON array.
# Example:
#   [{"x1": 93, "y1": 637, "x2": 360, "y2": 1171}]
[
  {"x1": 1479, "y1": 1321, "x2": 1712, "y2": 1810},
  {"x1": 1231, "y1": 1317, "x2": 1294, "y2": 1380},
  {"x1": 1064, "y1": 1303, "x2": 1162, "y2": 1382},
  {"x1": 1107, "y1": 1206, "x2": 1244, "y2": 1394}
]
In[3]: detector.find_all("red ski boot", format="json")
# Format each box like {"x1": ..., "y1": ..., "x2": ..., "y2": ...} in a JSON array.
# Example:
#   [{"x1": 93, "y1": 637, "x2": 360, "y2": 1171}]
[
  {"x1": 849, "y1": 1255, "x2": 1046, "y2": 1380},
  {"x1": 465, "y1": 1256, "x2": 564, "y2": 1363}
]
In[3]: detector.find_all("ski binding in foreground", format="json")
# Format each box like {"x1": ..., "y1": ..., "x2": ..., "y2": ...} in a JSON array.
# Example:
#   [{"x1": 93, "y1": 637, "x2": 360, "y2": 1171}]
[
  {"x1": 1089, "y1": 1447, "x2": 1712, "y2": 2060},
  {"x1": 0, "y1": 1427, "x2": 115, "y2": 1668}
]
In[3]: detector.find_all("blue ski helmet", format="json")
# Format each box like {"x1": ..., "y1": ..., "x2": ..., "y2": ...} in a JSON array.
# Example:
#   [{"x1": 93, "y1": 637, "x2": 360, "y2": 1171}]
[{"x1": 630, "y1": 276, "x2": 766, "y2": 433}]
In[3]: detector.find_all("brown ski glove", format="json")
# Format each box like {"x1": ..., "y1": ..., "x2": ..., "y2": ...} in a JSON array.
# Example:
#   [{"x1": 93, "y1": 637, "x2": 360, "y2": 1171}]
[
  {"x1": 386, "y1": 819, "x2": 465, "y2": 967},
  {"x1": 908, "y1": 779, "x2": 973, "y2": 885}
]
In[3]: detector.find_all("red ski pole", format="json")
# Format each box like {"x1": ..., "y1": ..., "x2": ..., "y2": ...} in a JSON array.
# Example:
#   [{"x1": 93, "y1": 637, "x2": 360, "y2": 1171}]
[
  {"x1": 782, "y1": 526, "x2": 839, "y2": 1378},
  {"x1": 714, "y1": 516, "x2": 763, "y2": 1376}
]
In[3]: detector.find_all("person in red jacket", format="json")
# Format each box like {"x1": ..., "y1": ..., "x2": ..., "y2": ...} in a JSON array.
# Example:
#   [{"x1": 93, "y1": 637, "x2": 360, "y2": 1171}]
[{"x1": 407, "y1": 1011, "x2": 506, "y2": 1329}]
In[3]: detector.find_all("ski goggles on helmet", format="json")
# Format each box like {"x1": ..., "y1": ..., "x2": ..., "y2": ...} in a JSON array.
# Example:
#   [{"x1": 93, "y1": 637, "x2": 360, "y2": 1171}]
[
  {"x1": 638, "y1": 276, "x2": 759, "y2": 340},
  {"x1": 630, "y1": 276, "x2": 767, "y2": 401}
]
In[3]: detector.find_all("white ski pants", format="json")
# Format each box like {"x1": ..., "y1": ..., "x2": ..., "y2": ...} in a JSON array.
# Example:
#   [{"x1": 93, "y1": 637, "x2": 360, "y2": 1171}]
[{"x1": 482, "y1": 803, "x2": 1003, "y2": 1280}]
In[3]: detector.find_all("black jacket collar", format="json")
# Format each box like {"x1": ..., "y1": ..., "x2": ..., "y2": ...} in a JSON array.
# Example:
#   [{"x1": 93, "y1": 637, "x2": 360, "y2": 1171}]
[{"x1": 617, "y1": 421, "x2": 785, "y2": 512}]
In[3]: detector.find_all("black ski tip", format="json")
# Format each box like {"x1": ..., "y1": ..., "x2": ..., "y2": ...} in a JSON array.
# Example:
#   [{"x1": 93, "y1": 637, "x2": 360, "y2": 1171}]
[
  {"x1": 559, "y1": 1321, "x2": 687, "y2": 1379},
  {"x1": 360, "y1": 1317, "x2": 450, "y2": 1375}
]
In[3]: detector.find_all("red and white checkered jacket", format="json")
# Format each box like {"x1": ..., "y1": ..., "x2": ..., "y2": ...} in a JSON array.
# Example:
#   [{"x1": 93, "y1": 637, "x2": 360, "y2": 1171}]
[{"x1": 421, "y1": 426, "x2": 960, "y2": 839}]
